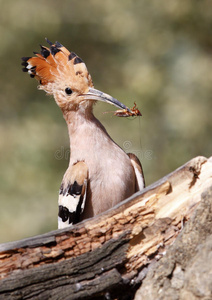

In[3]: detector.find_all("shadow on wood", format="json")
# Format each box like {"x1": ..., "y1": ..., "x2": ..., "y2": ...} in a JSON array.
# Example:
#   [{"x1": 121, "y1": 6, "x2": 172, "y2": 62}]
[{"x1": 0, "y1": 156, "x2": 212, "y2": 300}]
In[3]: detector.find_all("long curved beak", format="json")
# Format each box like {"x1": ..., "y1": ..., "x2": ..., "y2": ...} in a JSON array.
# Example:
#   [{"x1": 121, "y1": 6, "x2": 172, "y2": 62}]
[{"x1": 83, "y1": 87, "x2": 132, "y2": 112}]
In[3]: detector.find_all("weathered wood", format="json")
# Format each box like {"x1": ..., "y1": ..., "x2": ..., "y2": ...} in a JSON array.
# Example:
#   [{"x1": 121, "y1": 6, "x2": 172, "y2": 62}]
[
  {"x1": 0, "y1": 156, "x2": 211, "y2": 299},
  {"x1": 134, "y1": 185, "x2": 212, "y2": 300},
  {"x1": 0, "y1": 234, "x2": 129, "y2": 300}
]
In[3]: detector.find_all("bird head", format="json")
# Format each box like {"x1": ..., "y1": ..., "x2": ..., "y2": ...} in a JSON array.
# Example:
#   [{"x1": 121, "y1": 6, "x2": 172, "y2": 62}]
[{"x1": 22, "y1": 39, "x2": 131, "y2": 113}]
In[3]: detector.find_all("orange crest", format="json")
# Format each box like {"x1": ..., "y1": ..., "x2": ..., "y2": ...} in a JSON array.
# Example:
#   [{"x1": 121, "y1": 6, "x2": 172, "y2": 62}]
[{"x1": 22, "y1": 39, "x2": 93, "y2": 95}]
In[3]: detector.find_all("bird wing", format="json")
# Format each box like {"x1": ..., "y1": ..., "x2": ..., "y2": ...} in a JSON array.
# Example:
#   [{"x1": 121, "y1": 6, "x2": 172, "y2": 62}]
[
  {"x1": 128, "y1": 153, "x2": 145, "y2": 191},
  {"x1": 58, "y1": 161, "x2": 88, "y2": 229}
]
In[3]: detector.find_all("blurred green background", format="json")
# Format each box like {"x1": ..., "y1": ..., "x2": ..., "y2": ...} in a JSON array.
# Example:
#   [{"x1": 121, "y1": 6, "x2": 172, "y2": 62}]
[{"x1": 0, "y1": 0, "x2": 212, "y2": 243}]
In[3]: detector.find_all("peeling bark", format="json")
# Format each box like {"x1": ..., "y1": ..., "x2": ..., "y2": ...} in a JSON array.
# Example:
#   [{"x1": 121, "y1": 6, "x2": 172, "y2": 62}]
[{"x1": 0, "y1": 156, "x2": 211, "y2": 300}]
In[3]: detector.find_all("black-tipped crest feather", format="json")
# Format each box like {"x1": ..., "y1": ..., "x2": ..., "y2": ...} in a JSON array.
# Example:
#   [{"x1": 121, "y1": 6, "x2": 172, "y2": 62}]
[
  {"x1": 50, "y1": 45, "x2": 61, "y2": 56},
  {"x1": 45, "y1": 38, "x2": 53, "y2": 46},
  {"x1": 40, "y1": 45, "x2": 50, "y2": 58}
]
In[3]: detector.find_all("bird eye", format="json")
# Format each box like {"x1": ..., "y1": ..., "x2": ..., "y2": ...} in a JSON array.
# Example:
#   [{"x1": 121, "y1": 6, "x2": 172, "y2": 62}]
[{"x1": 65, "y1": 87, "x2": 73, "y2": 95}]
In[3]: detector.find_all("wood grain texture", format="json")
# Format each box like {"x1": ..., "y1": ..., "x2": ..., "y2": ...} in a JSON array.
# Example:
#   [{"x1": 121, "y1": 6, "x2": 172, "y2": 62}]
[
  {"x1": 0, "y1": 156, "x2": 211, "y2": 299},
  {"x1": 134, "y1": 185, "x2": 212, "y2": 300}
]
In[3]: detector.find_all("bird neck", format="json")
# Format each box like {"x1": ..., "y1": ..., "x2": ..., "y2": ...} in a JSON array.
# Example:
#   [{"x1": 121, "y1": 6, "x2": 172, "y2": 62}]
[
  {"x1": 62, "y1": 106, "x2": 118, "y2": 165},
  {"x1": 62, "y1": 106, "x2": 106, "y2": 139}
]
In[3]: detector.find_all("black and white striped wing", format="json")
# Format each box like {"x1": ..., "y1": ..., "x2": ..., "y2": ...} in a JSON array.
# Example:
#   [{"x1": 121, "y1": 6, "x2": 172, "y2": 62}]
[{"x1": 58, "y1": 161, "x2": 88, "y2": 229}]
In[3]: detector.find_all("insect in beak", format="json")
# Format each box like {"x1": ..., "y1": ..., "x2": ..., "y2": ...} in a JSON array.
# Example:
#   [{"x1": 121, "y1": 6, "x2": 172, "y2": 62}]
[{"x1": 114, "y1": 102, "x2": 142, "y2": 117}]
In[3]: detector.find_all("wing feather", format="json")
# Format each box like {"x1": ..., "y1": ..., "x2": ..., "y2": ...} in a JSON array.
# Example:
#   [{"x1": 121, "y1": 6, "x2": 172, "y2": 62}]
[
  {"x1": 128, "y1": 153, "x2": 145, "y2": 191},
  {"x1": 58, "y1": 161, "x2": 88, "y2": 229}
]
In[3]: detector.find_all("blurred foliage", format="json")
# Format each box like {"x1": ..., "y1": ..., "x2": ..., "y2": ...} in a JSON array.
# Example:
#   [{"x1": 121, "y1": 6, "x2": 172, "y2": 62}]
[{"x1": 0, "y1": 0, "x2": 212, "y2": 242}]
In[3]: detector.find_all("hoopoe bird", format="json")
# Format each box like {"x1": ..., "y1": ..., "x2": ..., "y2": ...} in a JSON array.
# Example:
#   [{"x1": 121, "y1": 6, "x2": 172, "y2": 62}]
[{"x1": 22, "y1": 39, "x2": 145, "y2": 229}]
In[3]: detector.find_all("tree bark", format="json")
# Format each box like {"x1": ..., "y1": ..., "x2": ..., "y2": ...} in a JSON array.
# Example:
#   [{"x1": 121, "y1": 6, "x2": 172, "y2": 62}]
[{"x1": 0, "y1": 156, "x2": 211, "y2": 300}]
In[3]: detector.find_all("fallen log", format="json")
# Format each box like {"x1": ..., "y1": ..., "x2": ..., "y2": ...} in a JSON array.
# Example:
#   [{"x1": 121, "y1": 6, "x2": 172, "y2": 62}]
[{"x1": 0, "y1": 156, "x2": 211, "y2": 300}]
